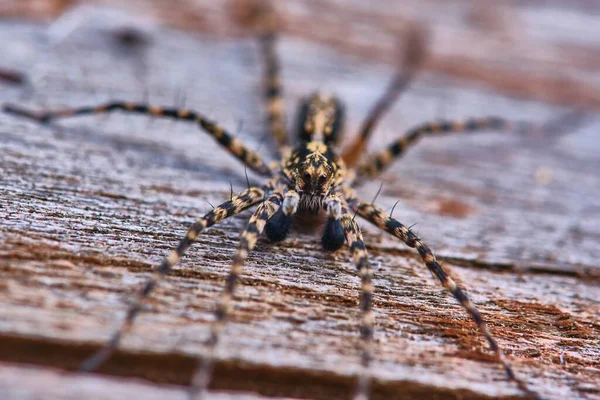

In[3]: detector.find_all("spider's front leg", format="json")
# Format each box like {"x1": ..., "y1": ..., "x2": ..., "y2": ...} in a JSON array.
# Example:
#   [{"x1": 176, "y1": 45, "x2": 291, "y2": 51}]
[
  {"x1": 190, "y1": 191, "x2": 283, "y2": 399},
  {"x1": 78, "y1": 186, "x2": 267, "y2": 372},
  {"x1": 355, "y1": 201, "x2": 541, "y2": 400},
  {"x1": 3, "y1": 102, "x2": 273, "y2": 176}
]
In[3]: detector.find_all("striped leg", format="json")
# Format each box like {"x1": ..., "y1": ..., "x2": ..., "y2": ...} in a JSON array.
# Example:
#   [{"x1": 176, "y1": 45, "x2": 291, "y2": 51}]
[
  {"x1": 356, "y1": 202, "x2": 540, "y2": 400},
  {"x1": 258, "y1": 4, "x2": 288, "y2": 152},
  {"x1": 190, "y1": 192, "x2": 283, "y2": 399},
  {"x1": 78, "y1": 187, "x2": 266, "y2": 372},
  {"x1": 355, "y1": 117, "x2": 512, "y2": 182},
  {"x1": 3, "y1": 102, "x2": 272, "y2": 176},
  {"x1": 340, "y1": 213, "x2": 374, "y2": 400},
  {"x1": 342, "y1": 25, "x2": 426, "y2": 166}
]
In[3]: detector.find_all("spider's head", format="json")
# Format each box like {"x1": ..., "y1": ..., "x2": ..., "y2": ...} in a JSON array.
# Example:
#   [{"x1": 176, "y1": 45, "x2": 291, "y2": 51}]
[
  {"x1": 295, "y1": 148, "x2": 334, "y2": 195},
  {"x1": 285, "y1": 141, "x2": 345, "y2": 213}
]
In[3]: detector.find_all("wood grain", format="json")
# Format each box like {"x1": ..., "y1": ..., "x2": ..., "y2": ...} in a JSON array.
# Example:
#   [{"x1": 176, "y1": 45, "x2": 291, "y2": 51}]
[{"x1": 1, "y1": 1, "x2": 599, "y2": 400}]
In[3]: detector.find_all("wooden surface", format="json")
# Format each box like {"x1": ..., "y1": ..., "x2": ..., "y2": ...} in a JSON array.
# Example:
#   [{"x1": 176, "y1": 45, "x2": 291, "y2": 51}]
[{"x1": 1, "y1": 1, "x2": 599, "y2": 400}]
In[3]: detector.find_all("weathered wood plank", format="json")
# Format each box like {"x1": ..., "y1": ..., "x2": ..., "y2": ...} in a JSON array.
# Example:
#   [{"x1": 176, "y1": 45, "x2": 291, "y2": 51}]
[
  {"x1": 1, "y1": 2, "x2": 599, "y2": 400},
  {"x1": 0, "y1": 363, "x2": 285, "y2": 400}
]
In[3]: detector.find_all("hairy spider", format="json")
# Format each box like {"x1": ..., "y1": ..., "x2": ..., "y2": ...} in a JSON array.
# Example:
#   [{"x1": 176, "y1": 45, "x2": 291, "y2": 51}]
[{"x1": 3, "y1": 4, "x2": 540, "y2": 400}]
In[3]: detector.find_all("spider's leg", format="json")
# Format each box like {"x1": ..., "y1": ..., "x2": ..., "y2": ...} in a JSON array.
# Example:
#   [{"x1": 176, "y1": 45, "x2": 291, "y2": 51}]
[
  {"x1": 190, "y1": 191, "x2": 283, "y2": 399},
  {"x1": 78, "y1": 186, "x2": 267, "y2": 372},
  {"x1": 342, "y1": 25, "x2": 426, "y2": 166},
  {"x1": 355, "y1": 201, "x2": 541, "y2": 400},
  {"x1": 3, "y1": 102, "x2": 272, "y2": 176},
  {"x1": 355, "y1": 117, "x2": 513, "y2": 183},
  {"x1": 257, "y1": 3, "x2": 289, "y2": 153},
  {"x1": 340, "y1": 212, "x2": 374, "y2": 400}
]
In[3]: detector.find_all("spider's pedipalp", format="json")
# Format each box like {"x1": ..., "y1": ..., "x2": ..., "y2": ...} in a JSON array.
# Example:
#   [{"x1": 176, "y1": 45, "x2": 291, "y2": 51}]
[
  {"x1": 77, "y1": 186, "x2": 266, "y2": 372},
  {"x1": 322, "y1": 195, "x2": 345, "y2": 252},
  {"x1": 265, "y1": 208, "x2": 291, "y2": 242},
  {"x1": 282, "y1": 189, "x2": 300, "y2": 215},
  {"x1": 3, "y1": 102, "x2": 273, "y2": 176},
  {"x1": 265, "y1": 190, "x2": 298, "y2": 242},
  {"x1": 190, "y1": 191, "x2": 283, "y2": 399},
  {"x1": 355, "y1": 201, "x2": 540, "y2": 399}
]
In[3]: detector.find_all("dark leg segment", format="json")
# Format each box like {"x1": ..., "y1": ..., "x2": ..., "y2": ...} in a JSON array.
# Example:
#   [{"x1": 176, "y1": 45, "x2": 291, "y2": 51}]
[
  {"x1": 190, "y1": 192, "x2": 283, "y2": 399},
  {"x1": 78, "y1": 187, "x2": 266, "y2": 372},
  {"x1": 356, "y1": 201, "x2": 540, "y2": 400},
  {"x1": 3, "y1": 102, "x2": 272, "y2": 176},
  {"x1": 342, "y1": 25, "x2": 426, "y2": 166},
  {"x1": 356, "y1": 117, "x2": 510, "y2": 181}
]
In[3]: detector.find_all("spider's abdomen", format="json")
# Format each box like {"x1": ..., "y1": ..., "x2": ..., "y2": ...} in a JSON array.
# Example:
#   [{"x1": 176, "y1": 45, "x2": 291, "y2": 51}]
[{"x1": 296, "y1": 92, "x2": 345, "y2": 145}]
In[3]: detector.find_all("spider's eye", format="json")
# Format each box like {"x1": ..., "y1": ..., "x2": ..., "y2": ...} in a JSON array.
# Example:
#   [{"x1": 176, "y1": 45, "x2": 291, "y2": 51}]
[
  {"x1": 303, "y1": 172, "x2": 311, "y2": 182},
  {"x1": 318, "y1": 174, "x2": 327, "y2": 184}
]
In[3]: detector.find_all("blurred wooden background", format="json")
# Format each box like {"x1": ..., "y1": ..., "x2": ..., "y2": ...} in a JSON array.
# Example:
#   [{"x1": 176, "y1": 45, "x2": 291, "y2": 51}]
[{"x1": 0, "y1": 1, "x2": 599, "y2": 399}]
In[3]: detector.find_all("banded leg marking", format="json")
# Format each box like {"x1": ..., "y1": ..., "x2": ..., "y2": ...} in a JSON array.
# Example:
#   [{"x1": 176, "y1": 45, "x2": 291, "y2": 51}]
[
  {"x1": 78, "y1": 186, "x2": 266, "y2": 372},
  {"x1": 190, "y1": 192, "x2": 283, "y2": 398},
  {"x1": 356, "y1": 201, "x2": 540, "y2": 399},
  {"x1": 3, "y1": 102, "x2": 272, "y2": 176},
  {"x1": 356, "y1": 117, "x2": 511, "y2": 181},
  {"x1": 341, "y1": 214, "x2": 374, "y2": 400}
]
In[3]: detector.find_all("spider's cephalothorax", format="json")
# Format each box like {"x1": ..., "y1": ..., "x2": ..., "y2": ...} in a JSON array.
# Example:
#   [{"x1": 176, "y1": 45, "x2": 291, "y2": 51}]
[
  {"x1": 286, "y1": 93, "x2": 347, "y2": 205},
  {"x1": 285, "y1": 140, "x2": 343, "y2": 209},
  {"x1": 265, "y1": 92, "x2": 348, "y2": 251},
  {"x1": 2, "y1": 4, "x2": 541, "y2": 400}
]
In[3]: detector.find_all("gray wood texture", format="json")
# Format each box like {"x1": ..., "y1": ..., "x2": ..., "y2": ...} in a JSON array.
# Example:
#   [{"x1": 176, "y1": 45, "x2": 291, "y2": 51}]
[{"x1": 1, "y1": 1, "x2": 599, "y2": 399}]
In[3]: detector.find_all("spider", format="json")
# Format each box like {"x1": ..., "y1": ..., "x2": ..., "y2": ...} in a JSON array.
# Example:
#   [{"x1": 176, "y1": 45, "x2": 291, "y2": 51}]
[{"x1": 3, "y1": 4, "x2": 540, "y2": 400}]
